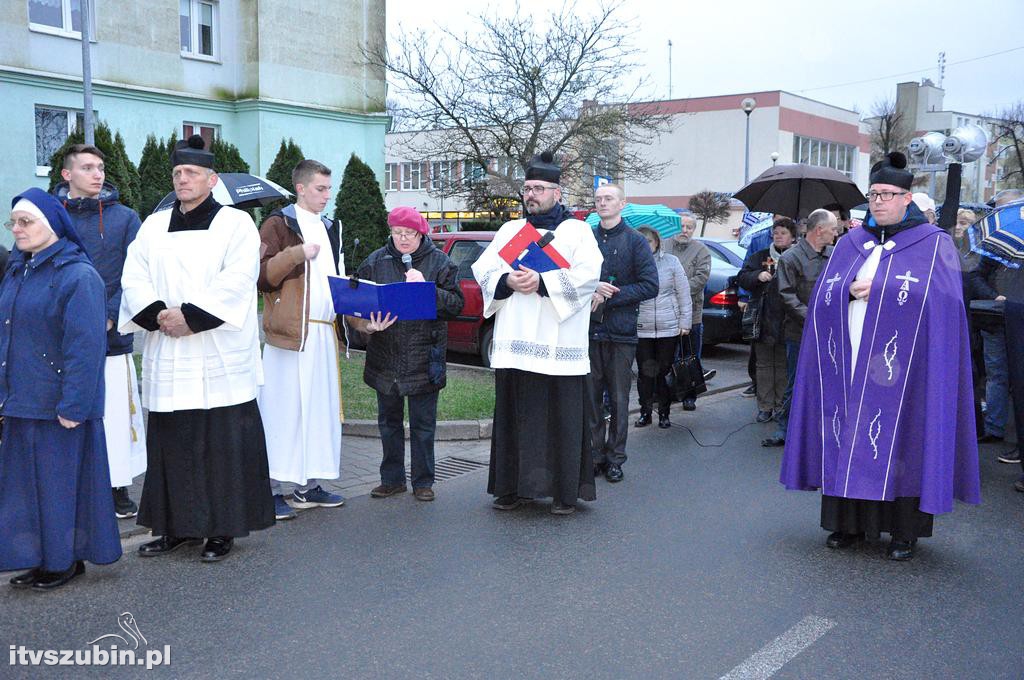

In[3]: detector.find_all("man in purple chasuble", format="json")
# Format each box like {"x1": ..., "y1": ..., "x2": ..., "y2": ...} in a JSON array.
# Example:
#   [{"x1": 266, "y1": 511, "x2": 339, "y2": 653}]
[{"x1": 780, "y1": 152, "x2": 981, "y2": 561}]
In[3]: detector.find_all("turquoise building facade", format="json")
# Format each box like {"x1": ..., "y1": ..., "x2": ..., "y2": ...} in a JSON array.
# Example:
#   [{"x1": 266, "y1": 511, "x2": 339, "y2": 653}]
[{"x1": 1, "y1": 0, "x2": 388, "y2": 245}]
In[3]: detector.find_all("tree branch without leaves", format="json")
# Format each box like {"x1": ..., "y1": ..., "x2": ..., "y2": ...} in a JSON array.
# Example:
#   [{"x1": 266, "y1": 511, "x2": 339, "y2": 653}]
[{"x1": 366, "y1": 2, "x2": 671, "y2": 206}]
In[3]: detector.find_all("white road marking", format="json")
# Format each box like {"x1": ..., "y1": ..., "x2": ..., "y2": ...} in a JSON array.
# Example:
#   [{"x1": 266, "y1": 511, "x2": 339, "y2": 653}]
[{"x1": 720, "y1": 615, "x2": 836, "y2": 680}]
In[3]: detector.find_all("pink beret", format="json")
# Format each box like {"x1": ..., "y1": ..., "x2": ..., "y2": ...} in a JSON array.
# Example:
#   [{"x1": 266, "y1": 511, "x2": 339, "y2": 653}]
[{"x1": 387, "y1": 206, "x2": 429, "y2": 234}]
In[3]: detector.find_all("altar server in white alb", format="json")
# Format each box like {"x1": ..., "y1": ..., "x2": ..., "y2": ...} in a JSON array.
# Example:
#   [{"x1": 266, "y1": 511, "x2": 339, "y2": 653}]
[
  {"x1": 471, "y1": 151, "x2": 602, "y2": 515},
  {"x1": 119, "y1": 135, "x2": 274, "y2": 563},
  {"x1": 257, "y1": 159, "x2": 346, "y2": 521}
]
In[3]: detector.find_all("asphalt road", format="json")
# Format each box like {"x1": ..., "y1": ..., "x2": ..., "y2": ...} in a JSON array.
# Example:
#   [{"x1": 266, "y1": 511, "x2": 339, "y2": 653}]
[{"x1": 2, "y1": 389, "x2": 1021, "y2": 679}]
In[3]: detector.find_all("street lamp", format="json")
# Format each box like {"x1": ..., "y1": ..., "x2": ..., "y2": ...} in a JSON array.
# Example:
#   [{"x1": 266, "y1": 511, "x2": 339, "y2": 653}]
[
  {"x1": 741, "y1": 97, "x2": 757, "y2": 184},
  {"x1": 770, "y1": 151, "x2": 779, "y2": 167}
]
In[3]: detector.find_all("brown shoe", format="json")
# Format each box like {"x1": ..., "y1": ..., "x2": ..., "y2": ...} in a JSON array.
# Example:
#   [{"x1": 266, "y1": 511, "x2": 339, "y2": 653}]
[
  {"x1": 370, "y1": 484, "x2": 407, "y2": 498},
  {"x1": 413, "y1": 487, "x2": 435, "y2": 502}
]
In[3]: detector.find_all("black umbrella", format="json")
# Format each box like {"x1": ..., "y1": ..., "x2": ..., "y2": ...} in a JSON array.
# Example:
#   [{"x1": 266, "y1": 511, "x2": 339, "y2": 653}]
[
  {"x1": 154, "y1": 173, "x2": 293, "y2": 212},
  {"x1": 733, "y1": 163, "x2": 864, "y2": 219}
]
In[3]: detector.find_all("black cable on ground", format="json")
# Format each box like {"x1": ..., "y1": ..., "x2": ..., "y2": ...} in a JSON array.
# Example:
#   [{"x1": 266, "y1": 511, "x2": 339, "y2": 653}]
[{"x1": 668, "y1": 419, "x2": 763, "y2": 448}]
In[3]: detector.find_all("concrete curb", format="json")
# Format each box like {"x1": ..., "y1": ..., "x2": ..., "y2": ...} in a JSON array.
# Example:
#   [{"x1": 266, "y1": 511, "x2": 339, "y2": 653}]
[{"x1": 342, "y1": 380, "x2": 752, "y2": 440}]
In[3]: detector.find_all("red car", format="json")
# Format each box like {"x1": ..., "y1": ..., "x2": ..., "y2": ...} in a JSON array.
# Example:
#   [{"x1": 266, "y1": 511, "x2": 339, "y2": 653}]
[{"x1": 430, "y1": 231, "x2": 496, "y2": 365}]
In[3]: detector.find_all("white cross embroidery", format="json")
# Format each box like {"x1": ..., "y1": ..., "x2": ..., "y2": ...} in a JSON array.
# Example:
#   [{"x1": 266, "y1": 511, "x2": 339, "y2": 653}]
[
  {"x1": 823, "y1": 273, "x2": 842, "y2": 306},
  {"x1": 895, "y1": 270, "x2": 920, "y2": 307}
]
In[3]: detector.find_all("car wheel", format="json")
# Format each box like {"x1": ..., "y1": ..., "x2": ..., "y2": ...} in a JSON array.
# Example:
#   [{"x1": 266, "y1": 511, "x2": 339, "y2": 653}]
[{"x1": 480, "y1": 324, "x2": 494, "y2": 368}]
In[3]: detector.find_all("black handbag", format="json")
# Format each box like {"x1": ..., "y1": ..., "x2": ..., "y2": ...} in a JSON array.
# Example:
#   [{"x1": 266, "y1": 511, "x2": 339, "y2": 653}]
[
  {"x1": 741, "y1": 294, "x2": 764, "y2": 341},
  {"x1": 667, "y1": 335, "x2": 707, "y2": 402}
]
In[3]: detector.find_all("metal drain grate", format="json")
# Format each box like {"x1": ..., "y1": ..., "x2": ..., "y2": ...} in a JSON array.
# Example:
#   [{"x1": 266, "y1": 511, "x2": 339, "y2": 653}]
[{"x1": 406, "y1": 456, "x2": 488, "y2": 482}]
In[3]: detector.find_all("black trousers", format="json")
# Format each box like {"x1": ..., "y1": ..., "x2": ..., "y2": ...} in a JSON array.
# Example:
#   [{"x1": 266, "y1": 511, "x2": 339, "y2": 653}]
[
  {"x1": 587, "y1": 340, "x2": 635, "y2": 467},
  {"x1": 1005, "y1": 301, "x2": 1024, "y2": 471},
  {"x1": 636, "y1": 336, "x2": 678, "y2": 415}
]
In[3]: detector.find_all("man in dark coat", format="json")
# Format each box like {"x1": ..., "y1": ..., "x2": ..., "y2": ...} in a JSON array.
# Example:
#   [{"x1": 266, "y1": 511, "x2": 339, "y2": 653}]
[
  {"x1": 588, "y1": 184, "x2": 658, "y2": 483},
  {"x1": 54, "y1": 144, "x2": 146, "y2": 521},
  {"x1": 347, "y1": 206, "x2": 463, "y2": 502}
]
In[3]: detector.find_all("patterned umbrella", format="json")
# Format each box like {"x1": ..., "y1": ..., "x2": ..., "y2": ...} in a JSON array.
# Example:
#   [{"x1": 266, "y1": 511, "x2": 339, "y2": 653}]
[
  {"x1": 969, "y1": 199, "x2": 1024, "y2": 268},
  {"x1": 154, "y1": 173, "x2": 293, "y2": 212},
  {"x1": 584, "y1": 202, "x2": 683, "y2": 239}
]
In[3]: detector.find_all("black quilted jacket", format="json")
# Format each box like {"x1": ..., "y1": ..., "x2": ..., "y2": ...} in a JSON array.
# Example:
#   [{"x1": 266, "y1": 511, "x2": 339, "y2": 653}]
[{"x1": 355, "y1": 237, "x2": 463, "y2": 396}]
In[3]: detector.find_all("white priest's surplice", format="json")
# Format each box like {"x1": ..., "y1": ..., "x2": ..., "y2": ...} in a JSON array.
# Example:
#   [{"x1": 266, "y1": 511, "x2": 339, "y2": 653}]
[
  {"x1": 103, "y1": 354, "x2": 147, "y2": 487},
  {"x1": 118, "y1": 206, "x2": 263, "y2": 412},
  {"x1": 471, "y1": 217, "x2": 602, "y2": 375},
  {"x1": 259, "y1": 205, "x2": 343, "y2": 485}
]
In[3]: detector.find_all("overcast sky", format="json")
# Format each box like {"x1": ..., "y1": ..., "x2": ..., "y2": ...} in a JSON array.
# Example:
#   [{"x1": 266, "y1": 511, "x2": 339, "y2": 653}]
[{"x1": 386, "y1": 0, "x2": 1024, "y2": 117}]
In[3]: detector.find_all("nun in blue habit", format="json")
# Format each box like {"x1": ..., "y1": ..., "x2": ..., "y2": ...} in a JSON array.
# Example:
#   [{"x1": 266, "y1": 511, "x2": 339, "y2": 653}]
[{"x1": 0, "y1": 187, "x2": 121, "y2": 590}]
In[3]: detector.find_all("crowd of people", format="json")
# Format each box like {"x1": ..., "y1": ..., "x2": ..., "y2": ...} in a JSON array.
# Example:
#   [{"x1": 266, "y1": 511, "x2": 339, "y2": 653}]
[{"x1": 0, "y1": 142, "x2": 1018, "y2": 591}]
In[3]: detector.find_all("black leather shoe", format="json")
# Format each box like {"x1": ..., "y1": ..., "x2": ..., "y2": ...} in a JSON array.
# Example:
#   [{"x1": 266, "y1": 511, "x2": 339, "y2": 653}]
[
  {"x1": 703, "y1": 369, "x2": 717, "y2": 382},
  {"x1": 31, "y1": 561, "x2": 84, "y2": 591},
  {"x1": 887, "y1": 539, "x2": 916, "y2": 561},
  {"x1": 761, "y1": 436, "x2": 785, "y2": 447},
  {"x1": 9, "y1": 568, "x2": 43, "y2": 588},
  {"x1": 756, "y1": 410, "x2": 773, "y2": 423},
  {"x1": 605, "y1": 464, "x2": 624, "y2": 483},
  {"x1": 138, "y1": 536, "x2": 201, "y2": 557},
  {"x1": 658, "y1": 413, "x2": 671, "y2": 429},
  {"x1": 634, "y1": 412, "x2": 652, "y2": 427},
  {"x1": 682, "y1": 399, "x2": 696, "y2": 411},
  {"x1": 492, "y1": 494, "x2": 525, "y2": 511},
  {"x1": 200, "y1": 537, "x2": 234, "y2": 563},
  {"x1": 825, "y1": 531, "x2": 863, "y2": 549},
  {"x1": 550, "y1": 502, "x2": 576, "y2": 515}
]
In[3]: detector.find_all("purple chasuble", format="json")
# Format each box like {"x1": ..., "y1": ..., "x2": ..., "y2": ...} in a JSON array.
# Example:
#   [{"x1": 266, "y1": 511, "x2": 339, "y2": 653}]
[{"x1": 779, "y1": 223, "x2": 980, "y2": 515}]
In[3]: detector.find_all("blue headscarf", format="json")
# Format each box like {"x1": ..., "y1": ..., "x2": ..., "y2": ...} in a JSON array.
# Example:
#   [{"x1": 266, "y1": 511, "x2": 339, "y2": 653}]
[{"x1": 11, "y1": 187, "x2": 90, "y2": 260}]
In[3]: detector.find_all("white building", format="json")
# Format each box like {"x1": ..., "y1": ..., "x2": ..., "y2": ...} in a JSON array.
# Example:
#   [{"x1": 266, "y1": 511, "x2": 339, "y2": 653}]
[{"x1": 384, "y1": 89, "x2": 871, "y2": 237}]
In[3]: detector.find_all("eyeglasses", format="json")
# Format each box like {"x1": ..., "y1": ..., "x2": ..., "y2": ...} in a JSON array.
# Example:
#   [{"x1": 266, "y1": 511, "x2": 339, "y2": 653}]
[
  {"x1": 4, "y1": 217, "x2": 38, "y2": 231},
  {"x1": 522, "y1": 184, "x2": 556, "y2": 196},
  {"x1": 390, "y1": 230, "x2": 419, "y2": 241},
  {"x1": 865, "y1": 190, "x2": 909, "y2": 202}
]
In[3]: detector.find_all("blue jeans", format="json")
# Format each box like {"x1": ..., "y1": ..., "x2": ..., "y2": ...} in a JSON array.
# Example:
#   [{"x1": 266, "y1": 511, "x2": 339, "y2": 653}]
[
  {"x1": 376, "y1": 390, "x2": 439, "y2": 489},
  {"x1": 772, "y1": 340, "x2": 801, "y2": 440},
  {"x1": 980, "y1": 328, "x2": 1009, "y2": 437},
  {"x1": 691, "y1": 323, "x2": 704, "y2": 360}
]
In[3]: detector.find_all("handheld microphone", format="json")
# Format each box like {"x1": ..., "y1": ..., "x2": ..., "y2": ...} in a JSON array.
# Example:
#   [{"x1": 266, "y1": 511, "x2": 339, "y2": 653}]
[
  {"x1": 402, "y1": 253, "x2": 413, "y2": 271},
  {"x1": 348, "y1": 237, "x2": 362, "y2": 289}
]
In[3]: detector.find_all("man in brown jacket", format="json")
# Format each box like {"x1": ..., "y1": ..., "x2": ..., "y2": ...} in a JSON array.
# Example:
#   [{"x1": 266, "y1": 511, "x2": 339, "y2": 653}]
[{"x1": 257, "y1": 160, "x2": 346, "y2": 520}]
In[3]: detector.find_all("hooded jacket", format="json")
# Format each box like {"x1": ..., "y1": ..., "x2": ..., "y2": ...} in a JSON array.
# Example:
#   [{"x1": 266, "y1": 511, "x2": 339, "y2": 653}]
[
  {"x1": 0, "y1": 238, "x2": 106, "y2": 422},
  {"x1": 636, "y1": 249, "x2": 691, "y2": 338},
  {"x1": 54, "y1": 181, "x2": 141, "y2": 356},
  {"x1": 356, "y1": 236, "x2": 464, "y2": 396}
]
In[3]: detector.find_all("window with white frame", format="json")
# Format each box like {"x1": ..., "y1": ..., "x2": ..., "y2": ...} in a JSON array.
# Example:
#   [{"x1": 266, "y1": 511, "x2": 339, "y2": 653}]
[
  {"x1": 385, "y1": 163, "x2": 399, "y2": 191},
  {"x1": 180, "y1": 0, "x2": 217, "y2": 58},
  {"x1": 28, "y1": 0, "x2": 96, "y2": 37},
  {"x1": 400, "y1": 162, "x2": 414, "y2": 190},
  {"x1": 34, "y1": 105, "x2": 85, "y2": 170},
  {"x1": 182, "y1": 122, "x2": 219, "y2": 149},
  {"x1": 792, "y1": 135, "x2": 856, "y2": 178}
]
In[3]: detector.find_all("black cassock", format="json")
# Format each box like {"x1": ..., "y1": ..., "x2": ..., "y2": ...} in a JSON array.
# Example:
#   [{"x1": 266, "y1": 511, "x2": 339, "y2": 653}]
[
  {"x1": 488, "y1": 369, "x2": 596, "y2": 504},
  {"x1": 138, "y1": 400, "x2": 274, "y2": 538}
]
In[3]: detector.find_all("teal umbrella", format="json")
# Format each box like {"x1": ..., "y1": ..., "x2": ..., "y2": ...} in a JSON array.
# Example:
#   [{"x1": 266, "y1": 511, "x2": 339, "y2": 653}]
[{"x1": 584, "y1": 203, "x2": 683, "y2": 238}]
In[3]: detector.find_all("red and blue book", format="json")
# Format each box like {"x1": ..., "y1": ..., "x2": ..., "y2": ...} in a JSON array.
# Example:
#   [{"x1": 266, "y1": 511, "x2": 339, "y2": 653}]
[{"x1": 497, "y1": 223, "x2": 570, "y2": 273}]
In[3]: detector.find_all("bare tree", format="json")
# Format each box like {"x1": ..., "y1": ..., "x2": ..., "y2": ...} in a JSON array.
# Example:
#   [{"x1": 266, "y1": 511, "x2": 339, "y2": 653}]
[
  {"x1": 987, "y1": 101, "x2": 1024, "y2": 190},
  {"x1": 688, "y1": 190, "x2": 731, "y2": 236},
  {"x1": 867, "y1": 96, "x2": 911, "y2": 163},
  {"x1": 368, "y1": 2, "x2": 671, "y2": 208}
]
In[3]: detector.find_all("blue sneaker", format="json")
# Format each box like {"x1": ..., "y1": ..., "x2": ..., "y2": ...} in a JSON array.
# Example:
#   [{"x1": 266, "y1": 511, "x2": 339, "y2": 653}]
[
  {"x1": 274, "y1": 494, "x2": 296, "y2": 520},
  {"x1": 291, "y1": 485, "x2": 345, "y2": 508}
]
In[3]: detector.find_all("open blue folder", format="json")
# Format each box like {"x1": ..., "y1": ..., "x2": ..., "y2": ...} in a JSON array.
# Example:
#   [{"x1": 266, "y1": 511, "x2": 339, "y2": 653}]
[{"x1": 328, "y1": 276, "x2": 437, "y2": 321}]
